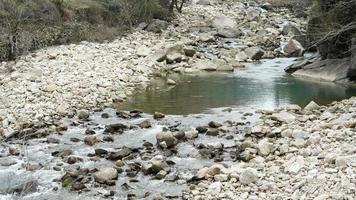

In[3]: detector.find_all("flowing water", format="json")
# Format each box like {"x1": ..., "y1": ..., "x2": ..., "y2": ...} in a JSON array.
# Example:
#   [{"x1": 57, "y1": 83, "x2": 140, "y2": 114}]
[
  {"x1": 2, "y1": 57, "x2": 356, "y2": 200},
  {"x1": 118, "y1": 57, "x2": 356, "y2": 115}
]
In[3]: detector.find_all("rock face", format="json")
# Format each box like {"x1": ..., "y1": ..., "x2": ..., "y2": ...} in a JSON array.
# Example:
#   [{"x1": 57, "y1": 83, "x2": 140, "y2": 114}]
[{"x1": 291, "y1": 57, "x2": 352, "y2": 82}]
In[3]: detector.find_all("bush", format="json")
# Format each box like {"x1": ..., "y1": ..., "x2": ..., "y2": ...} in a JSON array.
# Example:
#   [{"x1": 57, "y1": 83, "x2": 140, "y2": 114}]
[
  {"x1": 0, "y1": 0, "x2": 173, "y2": 61},
  {"x1": 307, "y1": 0, "x2": 356, "y2": 59}
]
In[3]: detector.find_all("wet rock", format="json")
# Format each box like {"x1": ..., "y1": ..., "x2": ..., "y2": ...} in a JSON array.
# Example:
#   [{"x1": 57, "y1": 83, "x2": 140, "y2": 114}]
[
  {"x1": 185, "y1": 130, "x2": 199, "y2": 139},
  {"x1": 244, "y1": 47, "x2": 264, "y2": 60},
  {"x1": 173, "y1": 131, "x2": 186, "y2": 140},
  {"x1": 105, "y1": 123, "x2": 128, "y2": 134},
  {"x1": 85, "y1": 129, "x2": 96, "y2": 135},
  {"x1": 24, "y1": 162, "x2": 42, "y2": 171},
  {"x1": 154, "y1": 112, "x2": 165, "y2": 119},
  {"x1": 156, "y1": 132, "x2": 178, "y2": 148},
  {"x1": 115, "y1": 160, "x2": 125, "y2": 167},
  {"x1": 103, "y1": 135, "x2": 114, "y2": 142},
  {"x1": 72, "y1": 182, "x2": 86, "y2": 191},
  {"x1": 70, "y1": 137, "x2": 80, "y2": 142},
  {"x1": 101, "y1": 113, "x2": 110, "y2": 118},
  {"x1": 283, "y1": 39, "x2": 304, "y2": 57},
  {"x1": 52, "y1": 148, "x2": 73, "y2": 158},
  {"x1": 206, "y1": 129, "x2": 219, "y2": 136},
  {"x1": 139, "y1": 120, "x2": 152, "y2": 129},
  {"x1": 240, "y1": 168, "x2": 258, "y2": 185},
  {"x1": 109, "y1": 147, "x2": 132, "y2": 160},
  {"x1": 196, "y1": 126, "x2": 208, "y2": 133},
  {"x1": 150, "y1": 155, "x2": 170, "y2": 174},
  {"x1": 95, "y1": 148, "x2": 108, "y2": 156},
  {"x1": 78, "y1": 110, "x2": 90, "y2": 120},
  {"x1": 208, "y1": 121, "x2": 222, "y2": 128},
  {"x1": 94, "y1": 167, "x2": 118, "y2": 184},
  {"x1": 67, "y1": 156, "x2": 83, "y2": 164},
  {"x1": 304, "y1": 101, "x2": 320, "y2": 111},
  {"x1": 156, "y1": 170, "x2": 167, "y2": 179},
  {"x1": 84, "y1": 135, "x2": 98, "y2": 146}
]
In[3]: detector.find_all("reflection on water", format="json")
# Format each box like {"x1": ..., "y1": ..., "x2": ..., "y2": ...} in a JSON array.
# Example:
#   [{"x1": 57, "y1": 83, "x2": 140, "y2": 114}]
[{"x1": 118, "y1": 57, "x2": 356, "y2": 115}]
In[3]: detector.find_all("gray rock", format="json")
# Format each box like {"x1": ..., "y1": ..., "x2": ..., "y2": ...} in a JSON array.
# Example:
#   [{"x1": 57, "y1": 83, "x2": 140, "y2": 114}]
[
  {"x1": 156, "y1": 132, "x2": 178, "y2": 148},
  {"x1": 150, "y1": 155, "x2": 170, "y2": 173},
  {"x1": 146, "y1": 19, "x2": 168, "y2": 33},
  {"x1": 154, "y1": 112, "x2": 165, "y2": 119},
  {"x1": 84, "y1": 136, "x2": 98, "y2": 146},
  {"x1": 271, "y1": 111, "x2": 296, "y2": 123},
  {"x1": 138, "y1": 120, "x2": 151, "y2": 128},
  {"x1": 94, "y1": 167, "x2": 118, "y2": 183},
  {"x1": 0, "y1": 158, "x2": 17, "y2": 167},
  {"x1": 244, "y1": 47, "x2": 264, "y2": 60},
  {"x1": 109, "y1": 147, "x2": 132, "y2": 160},
  {"x1": 292, "y1": 57, "x2": 352, "y2": 82},
  {"x1": 78, "y1": 110, "x2": 89, "y2": 120},
  {"x1": 283, "y1": 39, "x2": 304, "y2": 57},
  {"x1": 304, "y1": 101, "x2": 320, "y2": 111},
  {"x1": 156, "y1": 170, "x2": 167, "y2": 179},
  {"x1": 193, "y1": 60, "x2": 217, "y2": 71},
  {"x1": 257, "y1": 138, "x2": 273, "y2": 156},
  {"x1": 239, "y1": 168, "x2": 258, "y2": 185},
  {"x1": 211, "y1": 16, "x2": 237, "y2": 30},
  {"x1": 136, "y1": 45, "x2": 151, "y2": 57}
]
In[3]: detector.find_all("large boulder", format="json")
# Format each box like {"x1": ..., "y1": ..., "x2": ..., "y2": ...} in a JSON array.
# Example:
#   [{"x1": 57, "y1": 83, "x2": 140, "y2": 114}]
[
  {"x1": 283, "y1": 39, "x2": 304, "y2": 57},
  {"x1": 211, "y1": 16, "x2": 241, "y2": 38},
  {"x1": 292, "y1": 57, "x2": 352, "y2": 82}
]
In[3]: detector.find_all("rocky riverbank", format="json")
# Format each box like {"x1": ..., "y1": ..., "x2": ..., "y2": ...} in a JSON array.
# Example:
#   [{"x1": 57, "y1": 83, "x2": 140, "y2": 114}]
[
  {"x1": 183, "y1": 98, "x2": 356, "y2": 200},
  {"x1": 0, "y1": 0, "x2": 306, "y2": 139},
  {"x1": 0, "y1": 97, "x2": 355, "y2": 199}
]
